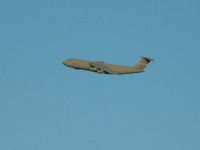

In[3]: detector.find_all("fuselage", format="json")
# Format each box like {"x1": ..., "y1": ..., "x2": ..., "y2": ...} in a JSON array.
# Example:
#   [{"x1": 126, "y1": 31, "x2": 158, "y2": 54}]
[{"x1": 63, "y1": 58, "x2": 143, "y2": 74}]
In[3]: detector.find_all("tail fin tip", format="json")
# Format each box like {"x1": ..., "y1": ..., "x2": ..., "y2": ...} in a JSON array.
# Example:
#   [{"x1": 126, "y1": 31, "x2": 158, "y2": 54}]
[{"x1": 141, "y1": 56, "x2": 154, "y2": 63}]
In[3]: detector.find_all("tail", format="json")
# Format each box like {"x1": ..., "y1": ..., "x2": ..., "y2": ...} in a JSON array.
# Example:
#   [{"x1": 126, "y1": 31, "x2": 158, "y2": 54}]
[{"x1": 134, "y1": 56, "x2": 153, "y2": 70}]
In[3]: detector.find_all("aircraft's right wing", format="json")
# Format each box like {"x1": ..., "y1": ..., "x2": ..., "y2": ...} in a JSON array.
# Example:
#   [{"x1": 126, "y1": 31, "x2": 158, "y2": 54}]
[{"x1": 89, "y1": 62, "x2": 116, "y2": 74}]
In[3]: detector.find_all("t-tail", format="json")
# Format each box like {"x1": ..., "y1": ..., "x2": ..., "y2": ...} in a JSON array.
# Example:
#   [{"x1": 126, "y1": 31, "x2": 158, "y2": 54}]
[{"x1": 134, "y1": 56, "x2": 154, "y2": 71}]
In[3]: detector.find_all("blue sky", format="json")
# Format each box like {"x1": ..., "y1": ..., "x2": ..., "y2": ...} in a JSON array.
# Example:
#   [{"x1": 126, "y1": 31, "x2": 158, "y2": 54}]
[{"x1": 0, "y1": 0, "x2": 200, "y2": 149}]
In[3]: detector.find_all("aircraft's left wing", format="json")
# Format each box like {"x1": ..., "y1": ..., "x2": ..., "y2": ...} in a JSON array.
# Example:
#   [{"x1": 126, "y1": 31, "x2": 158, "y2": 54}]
[{"x1": 89, "y1": 62, "x2": 116, "y2": 74}]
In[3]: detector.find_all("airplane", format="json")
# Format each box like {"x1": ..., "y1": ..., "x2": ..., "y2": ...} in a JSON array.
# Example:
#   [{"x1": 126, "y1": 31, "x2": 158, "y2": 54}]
[{"x1": 63, "y1": 56, "x2": 153, "y2": 75}]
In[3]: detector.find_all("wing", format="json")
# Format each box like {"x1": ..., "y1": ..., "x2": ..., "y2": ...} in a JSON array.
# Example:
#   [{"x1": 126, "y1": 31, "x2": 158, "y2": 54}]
[{"x1": 89, "y1": 62, "x2": 116, "y2": 74}]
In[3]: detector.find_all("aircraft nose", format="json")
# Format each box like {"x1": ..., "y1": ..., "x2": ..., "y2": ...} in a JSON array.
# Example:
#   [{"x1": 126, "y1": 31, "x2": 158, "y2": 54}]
[
  {"x1": 63, "y1": 60, "x2": 69, "y2": 66},
  {"x1": 63, "y1": 59, "x2": 72, "y2": 66}
]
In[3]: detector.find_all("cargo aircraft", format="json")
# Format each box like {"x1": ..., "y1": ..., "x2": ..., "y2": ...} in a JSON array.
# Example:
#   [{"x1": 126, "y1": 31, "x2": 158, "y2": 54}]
[{"x1": 63, "y1": 56, "x2": 153, "y2": 75}]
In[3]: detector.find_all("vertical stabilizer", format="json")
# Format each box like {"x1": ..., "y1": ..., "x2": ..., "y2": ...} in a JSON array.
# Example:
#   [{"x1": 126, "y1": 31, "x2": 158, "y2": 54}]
[{"x1": 135, "y1": 56, "x2": 153, "y2": 70}]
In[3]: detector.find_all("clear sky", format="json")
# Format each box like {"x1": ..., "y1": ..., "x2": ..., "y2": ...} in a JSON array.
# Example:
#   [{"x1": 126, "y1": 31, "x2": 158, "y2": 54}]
[{"x1": 0, "y1": 0, "x2": 200, "y2": 150}]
